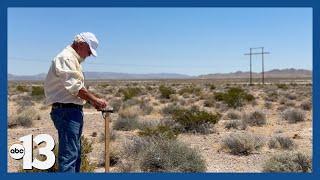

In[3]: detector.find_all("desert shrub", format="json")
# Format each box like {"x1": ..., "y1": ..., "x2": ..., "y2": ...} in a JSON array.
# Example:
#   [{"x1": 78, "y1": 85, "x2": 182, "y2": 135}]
[
  {"x1": 203, "y1": 95, "x2": 215, "y2": 107},
  {"x1": 122, "y1": 98, "x2": 141, "y2": 109},
  {"x1": 138, "y1": 125, "x2": 178, "y2": 140},
  {"x1": 300, "y1": 100, "x2": 312, "y2": 111},
  {"x1": 282, "y1": 108, "x2": 306, "y2": 123},
  {"x1": 264, "y1": 91, "x2": 278, "y2": 102},
  {"x1": 98, "y1": 149, "x2": 120, "y2": 167},
  {"x1": 224, "y1": 120, "x2": 247, "y2": 130},
  {"x1": 243, "y1": 110, "x2": 267, "y2": 126},
  {"x1": 98, "y1": 130, "x2": 116, "y2": 143},
  {"x1": 11, "y1": 107, "x2": 40, "y2": 128},
  {"x1": 146, "y1": 86, "x2": 153, "y2": 91},
  {"x1": 285, "y1": 100, "x2": 296, "y2": 107},
  {"x1": 278, "y1": 97, "x2": 286, "y2": 105},
  {"x1": 264, "y1": 101, "x2": 272, "y2": 109},
  {"x1": 226, "y1": 110, "x2": 241, "y2": 120},
  {"x1": 31, "y1": 86, "x2": 45, "y2": 97},
  {"x1": 169, "y1": 94, "x2": 179, "y2": 102},
  {"x1": 159, "y1": 85, "x2": 175, "y2": 99},
  {"x1": 268, "y1": 136, "x2": 295, "y2": 150},
  {"x1": 16, "y1": 85, "x2": 29, "y2": 92},
  {"x1": 80, "y1": 136, "x2": 96, "y2": 172},
  {"x1": 99, "y1": 83, "x2": 109, "y2": 88},
  {"x1": 276, "y1": 84, "x2": 288, "y2": 90},
  {"x1": 113, "y1": 118, "x2": 140, "y2": 131},
  {"x1": 214, "y1": 92, "x2": 225, "y2": 101},
  {"x1": 214, "y1": 87, "x2": 255, "y2": 108},
  {"x1": 118, "y1": 106, "x2": 140, "y2": 119},
  {"x1": 118, "y1": 137, "x2": 206, "y2": 172},
  {"x1": 161, "y1": 104, "x2": 181, "y2": 116},
  {"x1": 286, "y1": 93, "x2": 297, "y2": 100},
  {"x1": 109, "y1": 98, "x2": 122, "y2": 112},
  {"x1": 262, "y1": 152, "x2": 311, "y2": 172},
  {"x1": 289, "y1": 82, "x2": 298, "y2": 87},
  {"x1": 215, "y1": 102, "x2": 229, "y2": 112},
  {"x1": 208, "y1": 84, "x2": 216, "y2": 90},
  {"x1": 222, "y1": 132, "x2": 264, "y2": 155},
  {"x1": 120, "y1": 87, "x2": 141, "y2": 101},
  {"x1": 277, "y1": 105, "x2": 287, "y2": 112},
  {"x1": 178, "y1": 86, "x2": 201, "y2": 96},
  {"x1": 171, "y1": 106, "x2": 221, "y2": 134},
  {"x1": 15, "y1": 95, "x2": 35, "y2": 109},
  {"x1": 139, "y1": 101, "x2": 153, "y2": 115}
]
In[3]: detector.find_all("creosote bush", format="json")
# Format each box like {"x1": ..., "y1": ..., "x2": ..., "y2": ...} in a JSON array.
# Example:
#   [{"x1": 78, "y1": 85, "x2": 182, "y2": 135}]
[
  {"x1": 263, "y1": 152, "x2": 311, "y2": 172},
  {"x1": 117, "y1": 137, "x2": 206, "y2": 172},
  {"x1": 138, "y1": 124, "x2": 178, "y2": 140},
  {"x1": 171, "y1": 106, "x2": 221, "y2": 134},
  {"x1": 119, "y1": 87, "x2": 142, "y2": 101},
  {"x1": 214, "y1": 87, "x2": 255, "y2": 108},
  {"x1": 16, "y1": 85, "x2": 29, "y2": 92},
  {"x1": 161, "y1": 104, "x2": 181, "y2": 116},
  {"x1": 222, "y1": 132, "x2": 264, "y2": 155},
  {"x1": 276, "y1": 84, "x2": 288, "y2": 90},
  {"x1": 178, "y1": 86, "x2": 201, "y2": 96},
  {"x1": 159, "y1": 85, "x2": 175, "y2": 99},
  {"x1": 31, "y1": 86, "x2": 45, "y2": 97}
]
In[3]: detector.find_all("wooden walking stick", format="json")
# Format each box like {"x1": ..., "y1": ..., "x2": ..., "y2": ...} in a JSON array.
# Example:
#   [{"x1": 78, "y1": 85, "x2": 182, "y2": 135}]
[{"x1": 101, "y1": 107, "x2": 114, "y2": 172}]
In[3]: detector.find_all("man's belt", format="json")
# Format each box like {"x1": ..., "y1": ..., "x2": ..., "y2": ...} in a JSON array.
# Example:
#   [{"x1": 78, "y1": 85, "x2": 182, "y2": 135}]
[{"x1": 52, "y1": 102, "x2": 83, "y2": 110}]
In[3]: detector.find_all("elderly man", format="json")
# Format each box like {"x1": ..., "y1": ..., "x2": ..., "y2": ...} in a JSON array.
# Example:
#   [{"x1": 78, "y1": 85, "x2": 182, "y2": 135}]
[{"x1": 44, "y1": 32, "x2": 107, "y2": 172}]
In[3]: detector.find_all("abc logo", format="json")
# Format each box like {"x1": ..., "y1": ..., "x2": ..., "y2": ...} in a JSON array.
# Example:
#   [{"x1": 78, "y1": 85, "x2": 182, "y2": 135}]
[
  {"x1": 9, "y1": 144, "x2": 25, "y2": 160},
  {"x1": 9, "y1": 134, "x2": 55, "y2": 170}
]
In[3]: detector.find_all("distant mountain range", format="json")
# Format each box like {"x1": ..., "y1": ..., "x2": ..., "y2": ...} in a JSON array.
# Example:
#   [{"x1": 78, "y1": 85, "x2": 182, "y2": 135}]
[
  {"x1": 8, "y1": 68, "x2": 311, "y2": 81},
  {"x1": 198, "y1": 68, "x2": 312, "y2": 79}
]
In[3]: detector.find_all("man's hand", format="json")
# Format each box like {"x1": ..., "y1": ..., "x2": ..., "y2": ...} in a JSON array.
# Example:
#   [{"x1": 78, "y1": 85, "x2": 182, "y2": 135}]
[
  {"x1": 77, "y1": 87, "x2": 107, "y2": 111},
  {"x1": 91, "y1": 98, "x2": 107, "y2": 111}
]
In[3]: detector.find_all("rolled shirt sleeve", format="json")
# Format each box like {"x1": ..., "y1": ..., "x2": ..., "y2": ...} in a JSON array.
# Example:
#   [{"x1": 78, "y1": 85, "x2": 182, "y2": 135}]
[{"x1": 54, "y1": 56, "x2": 84, "y2": 96}]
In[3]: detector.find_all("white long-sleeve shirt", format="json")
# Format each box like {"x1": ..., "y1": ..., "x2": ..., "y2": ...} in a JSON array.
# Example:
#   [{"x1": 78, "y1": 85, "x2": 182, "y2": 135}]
[{"x1": 44, "y1": 46, "x2": 86, "y2": 105}]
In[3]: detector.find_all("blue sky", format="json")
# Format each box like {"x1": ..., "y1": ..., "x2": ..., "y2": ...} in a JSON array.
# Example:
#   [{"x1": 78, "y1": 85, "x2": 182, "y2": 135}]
[{"x1": 8, "y1": 8, "x2": 312, "y2": 76}]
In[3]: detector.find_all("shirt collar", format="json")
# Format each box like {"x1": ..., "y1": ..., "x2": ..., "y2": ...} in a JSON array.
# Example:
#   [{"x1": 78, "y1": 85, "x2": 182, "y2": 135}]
[{"x1": 66, "y1": 45, "x2": 85, "y2": 63}]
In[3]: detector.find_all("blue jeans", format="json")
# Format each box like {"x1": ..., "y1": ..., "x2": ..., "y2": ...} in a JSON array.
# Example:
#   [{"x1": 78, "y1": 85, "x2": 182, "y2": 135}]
[{"x1": 50, "y1": 107, "x2": 84, "y2": 172}]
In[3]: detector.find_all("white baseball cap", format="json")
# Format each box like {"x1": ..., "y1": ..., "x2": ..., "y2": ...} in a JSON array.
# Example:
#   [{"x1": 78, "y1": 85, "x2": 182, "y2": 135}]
[{"x1": 79, "y1": 32, "x2": 99, "y2": 57}]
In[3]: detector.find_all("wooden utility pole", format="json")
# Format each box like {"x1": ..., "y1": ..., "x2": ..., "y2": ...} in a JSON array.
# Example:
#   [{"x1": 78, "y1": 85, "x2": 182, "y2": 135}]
[
  {"x1": 244, "y1": 47, "x2": 270, "y2": 85},
  {"x1": 262, "y1": 47, "x2": 265, "y2": 84},
  {"x1": 250, "y1": 48, "x2": 252, "y2": 85}
]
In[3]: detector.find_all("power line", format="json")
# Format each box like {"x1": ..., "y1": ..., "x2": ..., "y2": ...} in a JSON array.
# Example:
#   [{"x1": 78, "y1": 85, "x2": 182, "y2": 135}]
[
  {"x1": 244, "y1": 47, "x2": 270, "y2": 85},
  {"x1": 8, "y1": 56, "x2": 238, "y2": 69}
]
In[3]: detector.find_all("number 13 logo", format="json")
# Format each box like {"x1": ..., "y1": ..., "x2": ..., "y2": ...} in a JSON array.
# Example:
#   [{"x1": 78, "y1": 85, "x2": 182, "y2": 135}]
[{"x1": 9, "y1": 134, "x2": 56, "y2": 170}]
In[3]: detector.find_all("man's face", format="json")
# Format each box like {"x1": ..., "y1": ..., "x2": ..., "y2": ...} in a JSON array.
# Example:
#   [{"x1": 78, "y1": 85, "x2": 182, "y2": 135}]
[{"x1": 77, "y1": 42, "x2": 92, "y2": 58}]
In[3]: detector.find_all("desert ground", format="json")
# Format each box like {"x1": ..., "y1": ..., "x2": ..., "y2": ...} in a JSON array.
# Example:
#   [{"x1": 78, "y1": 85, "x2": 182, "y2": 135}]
[{"x1": 7, "y1": 78, "x2": 312, "y2": 173}]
